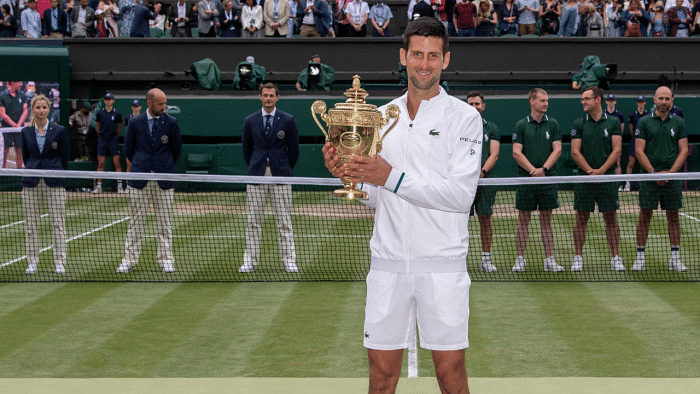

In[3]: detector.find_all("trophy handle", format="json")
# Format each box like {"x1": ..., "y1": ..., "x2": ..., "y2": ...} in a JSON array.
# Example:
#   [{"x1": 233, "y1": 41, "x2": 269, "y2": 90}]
[
  {"x1": 377, "y1": 104, "x2": 401, "y2": 153},
  {"x1": 311, "y1": 100, "x2": 329, "y2": 141}
]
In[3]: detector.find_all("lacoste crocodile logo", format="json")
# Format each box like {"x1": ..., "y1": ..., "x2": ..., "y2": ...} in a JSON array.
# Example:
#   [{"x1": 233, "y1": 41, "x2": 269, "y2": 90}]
[{"x1": 429, "y1": 129, "x2": 440, "y2": 136}]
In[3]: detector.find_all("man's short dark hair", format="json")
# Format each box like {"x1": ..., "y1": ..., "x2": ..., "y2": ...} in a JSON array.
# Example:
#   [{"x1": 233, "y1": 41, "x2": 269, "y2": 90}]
[
  {"x1": 466, "y1": 91, "x2": 484, "y2": 101},
  {"x1": 260, "y1": 82, "x2": 279, "y2": 96},
  {"x1": 403, "y1": 16, "x2": 448, "y2": 55},
  {"x1": 584, "y1": 86, "x2": 604, "y2": 101}
]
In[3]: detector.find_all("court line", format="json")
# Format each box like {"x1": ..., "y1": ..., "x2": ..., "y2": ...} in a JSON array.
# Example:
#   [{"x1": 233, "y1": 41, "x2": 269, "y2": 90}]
[
  {"x1": 0, "y1": 214, "x2": 49, "y2": 230},
  {"x1": 0, "y1": 216, "x2": 130, "y2": 269},
  {"x1": 680, "y1": 212, "x2": 700, "y2": 223}
]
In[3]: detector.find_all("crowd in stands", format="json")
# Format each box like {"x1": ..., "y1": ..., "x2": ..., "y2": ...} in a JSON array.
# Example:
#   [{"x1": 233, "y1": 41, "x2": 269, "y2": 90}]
[{"x1": 1, "y1": 0, "x2": 699, "y2": 38}]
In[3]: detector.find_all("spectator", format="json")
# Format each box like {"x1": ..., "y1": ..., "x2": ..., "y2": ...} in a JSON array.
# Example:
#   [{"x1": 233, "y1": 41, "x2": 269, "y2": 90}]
[
  {"x1": 475, "y1": 0, "x2": 497, "y2": 36},
  {"x1": 191, "y1": 3, "x2": 199, "y2": 28},
  {"x1": 0, "y1": 4, "x2": 17, "y2": 37},
  {"x1": 221, "y1": 0, "x2": 242, "y2": 36},
  {"x1": 606, "y1": 0, "x2": 623, "y2": 36},
  {"x1": 438, "y1": 0, "x2": 456, "y2": 36},
  {"x1": 296, "y1": 0, "x2": 331, "y2": 37},
  {"x1": 621, "y1": 0, "x2": 650, "y2": 37},
  {"x1": 691, "y1": 0, "x2": 700, "y2": 34},
  {"x1": 21, "y1": 0, "x2": 41, "y2": 38},
  {"x1": 559, "y1": 1, "x2": 586, "y2": 36},
  {"x1": 586, "y1": 3, "x2": 605, "y2": 36},
  {"x1": 667, "y1": 0, "x2": 691, "y2": 36},
  {"x1": 345, "y1": 0, "x2": 369, "y2": 36},
  {"x1": 0, "y1": 0, "x2": 14, "y2": 17},
  {"x1": 411, "y1": 0, "x2": 435, "y2": 20},
  {"x1": 287, "y1": 0, "x2": 299, "y2": 36},
  {"x1": 97, "y1": 0, "x2": 120, "y2": 36},
  {"x1": 168, "y1": 0, "x2": 194, "y2": 37},
  {"x1": 71, "y1": 0, "x2": 95, "y2": 37},
  {"x1": 650, "y1": 1, "x2": 668, "y2": 35},
  {"x1": 369, "y1": 0, "x2": 392, "y2": 36},
  {"x1": 539, "y1": 0, "x2": 560, "y2": 35},
  {"x1": 453, "y1": 0, "x2": 476, "y2": 36},
  {"x1": 149, "y1": 2, "x2": 168, "y2": 30},
  {"x1": 198, "y1": 0, "x2": 220, "y2": 36},
  {"x1": 263, "y1": 0, "x2": 291, "y2": 37},
  {"x1": 130, "y1": 0, "x2": 156, "y2": 37},
  {"x1": 516, "y1": 0, "x2": 539, "y2": 35},
  {"x1": 64, "y1": 0, "x2": 75, "y2": 36},
  {"x1": 69, "y1": 100, "x2": 92, "y2": 160},
  {"x1": 42, "y1": 0, "x2": 69, "y2": 38},
  {"x1": 241, "y1": 0, "x2": 262, "y2": 36},
  {"x1": 512, "y1": 88, "x2": 563, "y2": 273},
  {"x1": 119, "y1": 0, "x2": 138, "y2": 36},
  {"x1": 94, "y1": 9, "x2": 116, "y2": 37},
  {"x1": 239, "y1": 83, "x2": 299, "y2": 274},
  {"x1": 592, "y1": 0, "x2": 607, "y2": 19},
  {"x1": 664, "y1": 0, "x2": 690, "y2": 10},
  {"x1": 633, "y1": 86, "x2": 688, "y2": 272},
  {"x1": 499, "y1": 0, "x2": 519, "y2": 35},
  {"x1": 334, "y1": 0, "x2": 351, "y2": 36}
]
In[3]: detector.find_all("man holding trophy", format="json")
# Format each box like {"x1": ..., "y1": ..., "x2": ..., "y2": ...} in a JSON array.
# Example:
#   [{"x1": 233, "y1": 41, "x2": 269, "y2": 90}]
[{"x1": 322, "y1": 17, "x2": 482, "y2": 394}]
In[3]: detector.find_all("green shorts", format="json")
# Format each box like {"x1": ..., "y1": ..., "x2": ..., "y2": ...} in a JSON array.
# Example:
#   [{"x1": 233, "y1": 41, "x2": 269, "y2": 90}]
[
  {"x1": 574, "y1": 182, "x2": 619, "y2": 213},
  {"x1": 639, "y1": 180, "x2": 683, "y2": 210},
  {"x1": 515, "y1": 184, "x2": 559, "y2": 212},
  {"x1": 470, "y1": 185, "x2": 497, "y2": 216}
]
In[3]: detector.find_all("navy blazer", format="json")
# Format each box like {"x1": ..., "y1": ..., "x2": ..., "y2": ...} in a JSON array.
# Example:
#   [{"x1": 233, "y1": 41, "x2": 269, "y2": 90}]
[
  {"x1": 130, "y1": 4, "x2": 156, "y2": 37},
  {"x1": 295, "y1": 0, "x2": 330, "y2": 37},
  {"x1": 20, "y1": 124, "x2": 69, "y2": 188},
  {"x1": 42, "y1": 7, "x2": 68, "y2": 36},
  {"x1": 124, "y1": 112, "x2": 182, "y2": 190},
  {"x1": 242, "y1": 109, "x2": 299, "y2": 177}
]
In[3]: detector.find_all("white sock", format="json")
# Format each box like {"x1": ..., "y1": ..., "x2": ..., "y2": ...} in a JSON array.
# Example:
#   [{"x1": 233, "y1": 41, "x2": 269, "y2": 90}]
[
  {"x1": 671, "y1": 246, "x2": 680, "y2": 259},
  {"x1": 482, "y1": 252, "x2": 490, "y2": 258}
]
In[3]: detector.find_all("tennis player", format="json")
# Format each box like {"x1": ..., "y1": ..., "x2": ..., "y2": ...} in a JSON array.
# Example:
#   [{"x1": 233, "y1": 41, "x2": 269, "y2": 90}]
[{"x1": 323, "y1": 17, "x2": 481, "y2": 394}]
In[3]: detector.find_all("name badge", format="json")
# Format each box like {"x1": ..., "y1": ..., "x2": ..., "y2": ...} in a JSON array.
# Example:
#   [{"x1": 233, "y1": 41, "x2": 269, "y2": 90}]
[
  {"x1": 277, "y1": 130, "x2": 285, "y2": 139},
  {"x1": 274, "y1": 11, "x2": 278, "y2": 21},
  {"x1": 250, "y1": 18, "x2": 255, "y2": 27},
  {"x1": 161, "y1": 135, "x2": 169, "y2": 144},
  {"x1": 51, "y1": 141, "x2": 58, "y2": 149}
]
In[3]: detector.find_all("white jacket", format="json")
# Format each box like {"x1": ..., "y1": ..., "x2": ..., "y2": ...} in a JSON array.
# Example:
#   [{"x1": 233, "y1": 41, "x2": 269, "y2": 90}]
[{"x1": 358, "y1": 88, "x2": 483, "y2": 273}]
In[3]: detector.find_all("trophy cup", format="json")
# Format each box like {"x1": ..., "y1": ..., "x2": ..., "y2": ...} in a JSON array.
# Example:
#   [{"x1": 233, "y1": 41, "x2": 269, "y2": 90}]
[{"x1": 312, "y1": 75, "x2": 400, "y2": 199}]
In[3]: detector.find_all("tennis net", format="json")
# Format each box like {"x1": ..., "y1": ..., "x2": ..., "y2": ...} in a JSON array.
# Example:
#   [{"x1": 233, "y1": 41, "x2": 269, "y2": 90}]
[{"x1": 0, "y1": 169, "x2": 699, "y2": 282}]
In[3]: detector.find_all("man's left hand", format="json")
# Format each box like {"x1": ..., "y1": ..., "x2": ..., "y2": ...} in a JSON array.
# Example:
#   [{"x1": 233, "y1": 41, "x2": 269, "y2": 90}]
[{"x1": 343, "y1": 155, "x2": 392, "y2": 187}]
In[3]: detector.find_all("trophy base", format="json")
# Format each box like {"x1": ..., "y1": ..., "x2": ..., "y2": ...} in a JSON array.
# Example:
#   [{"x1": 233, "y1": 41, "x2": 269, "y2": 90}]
[{"x1": 333, "y1": 186, "x2": 367, "y2": 200}]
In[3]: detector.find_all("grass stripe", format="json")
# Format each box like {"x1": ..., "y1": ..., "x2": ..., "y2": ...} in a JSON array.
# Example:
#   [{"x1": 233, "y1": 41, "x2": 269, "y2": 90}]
[
  {"x1": 0, "y1": 283, "x2": 67, "y2": 318},
  {"x1": 0, "y1": 283, "x2": 175, "y2": 377}
]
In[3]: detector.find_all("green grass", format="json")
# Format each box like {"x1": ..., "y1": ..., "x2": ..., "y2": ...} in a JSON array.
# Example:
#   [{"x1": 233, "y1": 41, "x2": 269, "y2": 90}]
[{"x1": 0, "y1": 281, "x2": 699, "y2": 378}]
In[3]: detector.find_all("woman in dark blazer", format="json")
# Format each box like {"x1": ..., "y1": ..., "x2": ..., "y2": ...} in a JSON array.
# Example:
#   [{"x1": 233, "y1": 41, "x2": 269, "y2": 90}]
[
  {"x1": 21, "y1": 94, "x2": 69, "y2": 275},
  {"x1": 0, "y1": 4, "x2": 17, "y2": 37},
  {"x1": 220, "y1": 0, "x2": 242, "y2": 37}
]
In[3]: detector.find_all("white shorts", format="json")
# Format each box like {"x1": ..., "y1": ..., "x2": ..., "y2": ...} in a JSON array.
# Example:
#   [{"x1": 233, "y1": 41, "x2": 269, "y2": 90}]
[{"x1": 363, "y1": 269, "x2": 471, "y2": 351}]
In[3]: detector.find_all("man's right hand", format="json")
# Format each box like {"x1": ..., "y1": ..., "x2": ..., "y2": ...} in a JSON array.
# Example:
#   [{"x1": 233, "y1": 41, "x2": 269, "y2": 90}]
[{"x1": 322, "y1": 142, "x2": 344, "y2": 178}]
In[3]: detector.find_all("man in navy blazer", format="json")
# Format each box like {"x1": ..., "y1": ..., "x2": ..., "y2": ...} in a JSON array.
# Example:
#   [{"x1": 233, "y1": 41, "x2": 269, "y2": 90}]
[
  {"x1": 42, "y1": 0, "x2": 68, "y2": 37},
  {"x1": 129, "y1": 0, "x2": 157, "y2": 37},
  {"x1": 558, "y1": 2, "x2": 585, "y2": 37},
  {"x1": 239, "y1": 82, "x2": 300, "y2": 273},
  {"x1": 118, "y1": 88, "x2": 182, "y2": 274}
]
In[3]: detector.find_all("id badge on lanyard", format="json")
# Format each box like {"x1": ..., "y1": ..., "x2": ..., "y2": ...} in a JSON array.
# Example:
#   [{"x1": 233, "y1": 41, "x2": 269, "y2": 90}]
[{"x1": 273, "y1": 0, "x2": 279, "y2": 22}]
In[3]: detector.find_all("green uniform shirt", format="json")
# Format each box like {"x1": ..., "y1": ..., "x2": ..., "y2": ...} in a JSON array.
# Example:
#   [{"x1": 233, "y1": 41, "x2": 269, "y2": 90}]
[
  {"x1": 635, "y1": 113, "x2": 687, "y2": 172},
  {"x1": 571, "y1": 113, "x2": 621, "y2": 175},
  {"x1": 513, "y1": 114, "x2": 561, "y2": 176},
  {"x1": 481, "y1": 118, "x2": 500, "y2": 177},
  {"x1": 0, "y1": 91, "x2": 26, "y2": 127}
]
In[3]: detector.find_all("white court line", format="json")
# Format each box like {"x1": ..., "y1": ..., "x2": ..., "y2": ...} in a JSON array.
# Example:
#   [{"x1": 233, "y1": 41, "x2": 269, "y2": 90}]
[
  {"x1": 0, "y1": 213, "x2": 49, "y2": 230},
  {"x1": 680, "y1": 212, "x2": 700, "y2": 223},
  {"x1": 0, "y1": 216, "x2": 130, "y2": 269}
]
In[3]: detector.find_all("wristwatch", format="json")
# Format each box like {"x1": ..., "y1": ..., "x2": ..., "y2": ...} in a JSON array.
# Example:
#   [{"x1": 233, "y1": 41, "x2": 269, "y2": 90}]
[
  {"x1": 542, "y1": 166, "x2": 549, "y2": 172},
  {"x1": 481, "y1": 169, "x2": 488, "y2": 175}
]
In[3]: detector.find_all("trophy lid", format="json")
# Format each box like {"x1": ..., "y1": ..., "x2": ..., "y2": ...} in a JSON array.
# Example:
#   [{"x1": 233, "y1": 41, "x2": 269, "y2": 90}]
[{"x1": 333, "y1": 75, "x2": 378, "y2": 112}]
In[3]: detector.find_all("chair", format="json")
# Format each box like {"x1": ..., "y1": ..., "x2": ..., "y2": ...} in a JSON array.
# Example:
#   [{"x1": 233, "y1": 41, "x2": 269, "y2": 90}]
[
  {"x1": 186, "y1": 153, "x2": 213, "y2": 192},
  {"x1": 150, "y1": 27, "x2": 164, "y2": 37}
]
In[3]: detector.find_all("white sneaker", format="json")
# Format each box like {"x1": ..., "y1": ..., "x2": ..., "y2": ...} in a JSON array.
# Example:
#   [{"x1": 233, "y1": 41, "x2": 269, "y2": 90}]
[
  {"x1": 285, "y1": 262, "x2": 299, "y2": 273},
  {"x1": 623, "y1": 183, "x2": 631, "y2": 192},
  {"x1": 92, "y1": 185, "x2": 102, "y2": 194},
  {"x1": 238, "y1": 263, "x2": 255, "y2": 273},
  {"x1": 162, "y1": 263, "x2": 175, "y2": 273},
  {"x1": 117, "y1": 186, "x2": 126, "y2": 194},
  {"x1": 631, "y1": 258, "x2": 646, "y2": 271},
  {"x1": 481, "y1": 256, "x2": 497, "y2": 272},
  {"x1": 618, "y1": 185, "x2": 625, "y2": 192},
  {"x1": 544, "y1": 257, "x2": 564, "y2": 272},
  {"x1": 571, "y1": 255, "x2": 583, "y2": 272},
  {"x1": 25, "y1": 262, "x2": 38, "y2": 274},
  {"x1": 116, "y1": 262, "x2": 132, "y2": 273},
  {"x1": 669, "y1": 257, "x2": 688, "y2": 272},
  {"x1": 512, "y1": 256, "x2": 526, "y2": 272},
  {"x1": 55, "y1": 264, "x2": 66, "y2": 274},
  {"x1": 611, "y1": 256, "x2": 626, "y2": 271}
]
